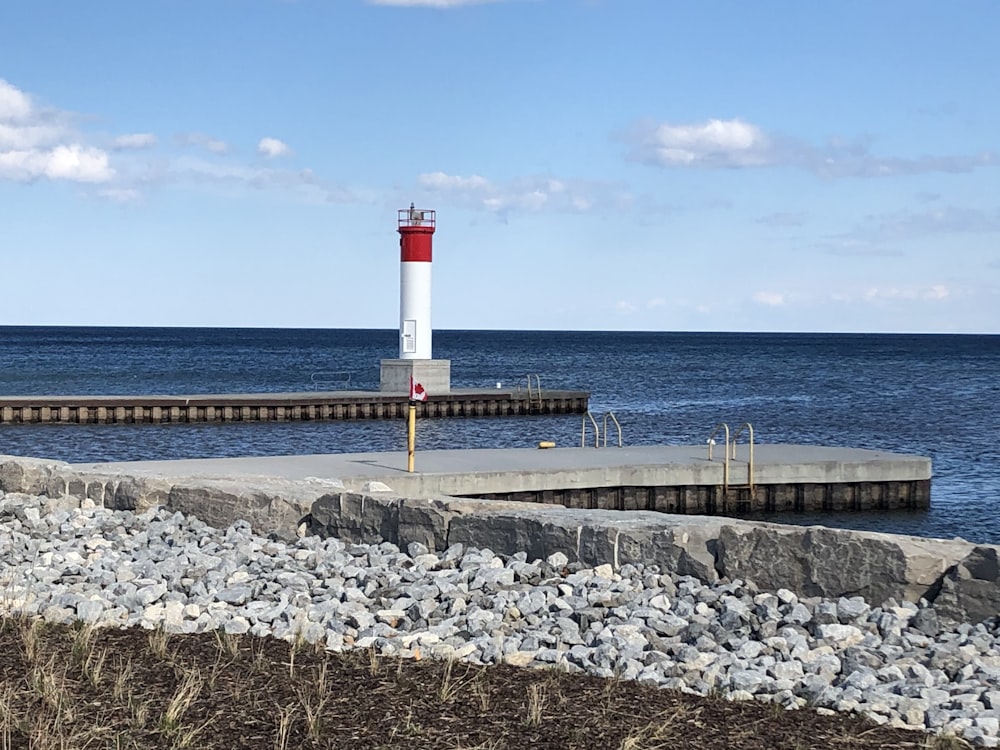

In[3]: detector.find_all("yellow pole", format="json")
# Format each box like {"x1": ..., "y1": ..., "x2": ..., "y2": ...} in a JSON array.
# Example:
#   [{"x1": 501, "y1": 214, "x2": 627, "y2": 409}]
[{"x1": 407, "y1": 402, "x2": 416, "y2": 472}]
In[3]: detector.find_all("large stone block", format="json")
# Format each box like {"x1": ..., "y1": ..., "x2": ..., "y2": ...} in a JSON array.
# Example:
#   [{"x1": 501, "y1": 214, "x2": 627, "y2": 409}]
[
  {"x1": 166, "y1": 478, "x2": 312, "y2": 539},
  {"x1": 0, "y1": 456, "x2": 65, "y2": 495},
  {"x1": 109, "y1": 475, "x2": 174, "y2": 513},
  {"x1": 310, "y1": 492, "x2": 402, "y2": 545},
  {"x1": 446, "y1": 508, "x2": 579, "y2": 562},
  {"x1": 113, "y1": 478, "x2": 145, "y2": 511},
  {"x1": 932, "y1": 547, "x2": 1000, "y2": 625},
  {"x1": 716, "y1": 524, "x2": 914, "y2": 603},
  {"x1": 615, "y1": 515, "x2": 723, "y2": 582},
  {"x1": 395, "y1": 497, "x2": 503, "y2": 552}
]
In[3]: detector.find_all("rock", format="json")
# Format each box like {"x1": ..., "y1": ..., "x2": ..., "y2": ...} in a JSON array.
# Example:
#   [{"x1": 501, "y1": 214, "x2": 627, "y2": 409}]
[
  {"x1": 615, "y1": 520, "x2": 722, "y2": 583},
  {"x1": 836, "y1": 597, "x2": 870, "y2": 623},
  {"x1": 770, "y1": 661, "x2": 804, "y2": 681},
  {"x1": 504, "y1": 651, "x2": 538, "y2": 667},
  {"x1": 933, "y1": 547, "x2": 1000, "y2": 625},
  {"x1": 718, "y1": 525, "x2": 915, "y2": 604},
  {"x1": 911, "y1": 607, "x2": 941, "y2": 636},
  {"x1": 133, "y1": 583, "x2": 167, "y2": 607},
  {"x1": 817, "y1": 624, "x2": 865, "y2": 648},
  {"x1": 784, "y1": 603, "x2": 812, "y2": 626},
  {"x1": 41, "y1": 605, "x2": 75, "y2": 624},
  {"x1": 76, "y1": 599, "x2": 104, "y2": 623},
  {"x1": 593, "y1": 564, "x2": 614, "y2": 579},
  {"x1": 216, "y1": 586, "x2": 254, "y2": 606},
  {"x1": 546, "y1": 551, "x2": 569, "y2": 569},
  {"x1": 730, "y1": 670, "x2": 767, "y2": 694},
  {"x1": 224, "y1": 617, "x2": 251, "y2": 635}
]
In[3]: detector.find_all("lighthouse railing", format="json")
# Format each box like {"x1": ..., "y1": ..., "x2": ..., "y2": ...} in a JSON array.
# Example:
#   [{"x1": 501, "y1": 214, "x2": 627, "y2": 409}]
[{"x1": 398, "y1": 208, "x2": 436, "y2": 228}]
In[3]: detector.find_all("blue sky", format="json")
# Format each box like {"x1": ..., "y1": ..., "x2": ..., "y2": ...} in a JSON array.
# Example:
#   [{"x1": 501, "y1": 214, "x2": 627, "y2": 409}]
[{"x1": 1, "y1": 0, "x2": 997, "y2": 333}]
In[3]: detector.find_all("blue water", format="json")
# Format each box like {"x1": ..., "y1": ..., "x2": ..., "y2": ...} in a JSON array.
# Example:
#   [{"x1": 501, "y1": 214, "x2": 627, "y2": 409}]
[{"x1": 1, "y1": 327, "x2": 998, "y2": 544}]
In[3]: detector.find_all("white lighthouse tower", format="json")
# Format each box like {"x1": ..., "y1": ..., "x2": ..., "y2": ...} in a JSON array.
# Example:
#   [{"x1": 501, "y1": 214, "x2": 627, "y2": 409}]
[{"x1": 379, "y1": 204, "x2": 451, "y2": 393}]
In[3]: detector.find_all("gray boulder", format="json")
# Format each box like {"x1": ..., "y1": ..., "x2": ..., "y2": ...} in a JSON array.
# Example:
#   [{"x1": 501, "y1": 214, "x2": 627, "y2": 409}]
[{"x1": 932, "y1": 547, "x2": 1000, "y2": 625}]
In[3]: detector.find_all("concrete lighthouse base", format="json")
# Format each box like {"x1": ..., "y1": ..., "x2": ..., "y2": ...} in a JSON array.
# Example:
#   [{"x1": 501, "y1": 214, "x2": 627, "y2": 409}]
[{"x1": 379, "y1": 359, "x2": 452, "y2": 395}]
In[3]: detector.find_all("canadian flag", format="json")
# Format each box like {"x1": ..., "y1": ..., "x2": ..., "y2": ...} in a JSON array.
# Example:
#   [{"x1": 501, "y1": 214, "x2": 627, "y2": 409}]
[{"x1": 409, "y1": 376, "x2": 427, "y2": 402}]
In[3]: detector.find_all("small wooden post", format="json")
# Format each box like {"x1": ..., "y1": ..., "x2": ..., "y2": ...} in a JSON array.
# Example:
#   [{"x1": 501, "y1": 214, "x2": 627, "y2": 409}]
[{"x1": 407, "y1": 402, "x2": 417, "y2": 472}]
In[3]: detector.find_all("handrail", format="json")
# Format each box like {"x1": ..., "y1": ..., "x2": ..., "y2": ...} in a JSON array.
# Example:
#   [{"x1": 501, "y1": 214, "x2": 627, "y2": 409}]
[
  {"x1": 581, "y1": 411, "x2": 600, "y2": 448},
  {"x1": 730, "y1": 422, "x2": 755, "y2": 491},
  {"x1": 706, "y1": 422, "x2": 730, "y2": 492},
  {"x1": 310, "y1": 371, "x2": 351, "y2": 390},
  {"x1": 706, "y1": 423, "x2": 729, "y2": 461},
  {"x1": 602, "y1": 411, "x2": 622, "y2": 447},
  {"x1": 517, "y1": 374, "x2": 543, "y2": 410}
]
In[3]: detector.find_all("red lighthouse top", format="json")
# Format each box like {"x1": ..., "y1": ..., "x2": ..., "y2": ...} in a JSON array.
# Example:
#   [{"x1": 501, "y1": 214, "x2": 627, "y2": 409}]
[{"x1": 398, "y1": 204, "x2": 435, "y2": 263}]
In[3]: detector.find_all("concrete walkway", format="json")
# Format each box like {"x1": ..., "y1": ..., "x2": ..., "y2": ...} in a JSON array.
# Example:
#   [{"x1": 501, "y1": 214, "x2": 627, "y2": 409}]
[{"x1": 71, "y1": 444, "x2": 931, "y2": 497}]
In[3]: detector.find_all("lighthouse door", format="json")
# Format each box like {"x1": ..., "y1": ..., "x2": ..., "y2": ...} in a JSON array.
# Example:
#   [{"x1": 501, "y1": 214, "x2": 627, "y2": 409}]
[{"x1": 401, "y1": 319, "x2": 417, "y2": 354}]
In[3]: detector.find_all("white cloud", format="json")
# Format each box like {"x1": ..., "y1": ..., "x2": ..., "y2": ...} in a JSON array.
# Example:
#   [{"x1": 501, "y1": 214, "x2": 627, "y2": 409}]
[
  {"x1": 45, "y1": 145, "x2": 114, "y2": 182},
  {"x1": 419, "y1": 171, "x2": 490, "y2": 190},
  {"x1": 752, "y1": 291, "x2": 786, "y2": 307},
  {"x1": 417, "y1": 170, "x2": 624, "y2": 217},
  {"x1": 166, "y1": 155, "x2": 355, "y2": 203},
  {"x1": 0, "y1": 122, "x2": 66, "y2": 150},
  {"x1": 98, "y1": 187, "x2": 142, "y2": 203},
  {"x1": 0, "y1": 80, "x2": 115, "y2": 184},
  {"x1": 0, "y1": 79, "x2": 353, "y2": 202},
  {"x1": 257, "y1": 137, "x2": 293, "y2": 158},
  {"x1": 0, "y1": 79, "x2": 32, "y2": 121},
  {"x1": 847, "y1": 206, "x2": 1000, "y2": 244},
  {"x1": 614, "y1": 300, "x2": 636, "y2": 313},
  {"x1": 924, "y1": 284, "x2": 949, "y2": 300},
  {"x1": 114, "y1": 133, "x2": 157, "y2": 150},
  {"x1": 640, "y1": 118, "x2": 771, "y2": 167},
  {"x1": 757, "y1": 211, "x2": 806, "y2": 228},
  {"x1": 816, "y1": 205, "x2": 1000, "y2": 257},
  {"x1": 862, "y1": 284, "x2": 954, "y2": 303},
  {"x1": 0, "y1": 144, "x2": 113, "y2": 183},
  {"x1": 624, "y1": 117, "x2": 997, "y2": 178},
  {"x1": 176, "y1": 132, "x2": 229, "y2": 154}
]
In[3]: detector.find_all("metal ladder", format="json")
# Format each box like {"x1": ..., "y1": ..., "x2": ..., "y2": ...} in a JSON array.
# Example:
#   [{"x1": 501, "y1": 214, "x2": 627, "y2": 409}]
[
  {"x1": 706, "y1": 422, "x2": 755, "y2": 493},
  {"x1": 581, "y1": 411, "x2": 623, "y2": 448},
  {"x1": 517, "y1": 374, "x2": 543, "y2": 411}
]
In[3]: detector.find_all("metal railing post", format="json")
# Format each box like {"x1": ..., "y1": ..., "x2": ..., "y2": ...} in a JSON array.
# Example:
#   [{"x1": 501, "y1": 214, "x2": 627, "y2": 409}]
[
  {"x1": 602, "y1": 412, "x2": 622, "y2": 447},
  {"x1": 581, "y1": 411, "x2": 600, "y2": 448},
  {"x1": 706, "y1": 423, "x2": 730, "y2": 493},
  {"x1": 731, "y1": 422, "x2": 755, "y2": 491}
]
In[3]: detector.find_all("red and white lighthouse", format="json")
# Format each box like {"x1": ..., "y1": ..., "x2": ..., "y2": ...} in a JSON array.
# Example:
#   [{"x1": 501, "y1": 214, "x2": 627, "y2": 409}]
[
  {"x1": 398, "y1": 203, "x2": 435, "y2": 359},
  {"x1": 379, "y1": 204, "x2": 452, "y2": 393}
]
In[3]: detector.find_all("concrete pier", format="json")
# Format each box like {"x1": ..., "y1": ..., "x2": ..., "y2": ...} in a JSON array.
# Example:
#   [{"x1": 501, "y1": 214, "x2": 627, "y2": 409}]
[
  {"x1": 68, "y1": 443, "x2": 931, "y2": 514},
  {"x1": 0, "y1": 388, "x2": 588, "y2": 424}
]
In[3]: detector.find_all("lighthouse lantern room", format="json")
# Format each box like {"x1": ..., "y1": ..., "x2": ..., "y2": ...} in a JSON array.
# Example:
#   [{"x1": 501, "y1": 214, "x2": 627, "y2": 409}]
[{"x1": 379, "y1": 204, "x2": 452, "y2": 394}]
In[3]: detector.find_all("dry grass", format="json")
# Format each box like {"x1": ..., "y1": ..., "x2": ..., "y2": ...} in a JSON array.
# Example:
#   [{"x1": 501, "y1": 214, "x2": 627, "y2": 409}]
[{"x1": 0, "y1": 615, "x2": 973, "y2": 750}]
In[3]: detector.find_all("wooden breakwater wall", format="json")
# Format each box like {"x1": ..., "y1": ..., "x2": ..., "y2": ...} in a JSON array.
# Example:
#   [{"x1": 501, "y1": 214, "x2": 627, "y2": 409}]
[
  {"x1": 0, "y1": 389, "x2": 589, "y2": 425},
  {"x1": 461, "y1": 478, "x2": 931, "y2": 514}
]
